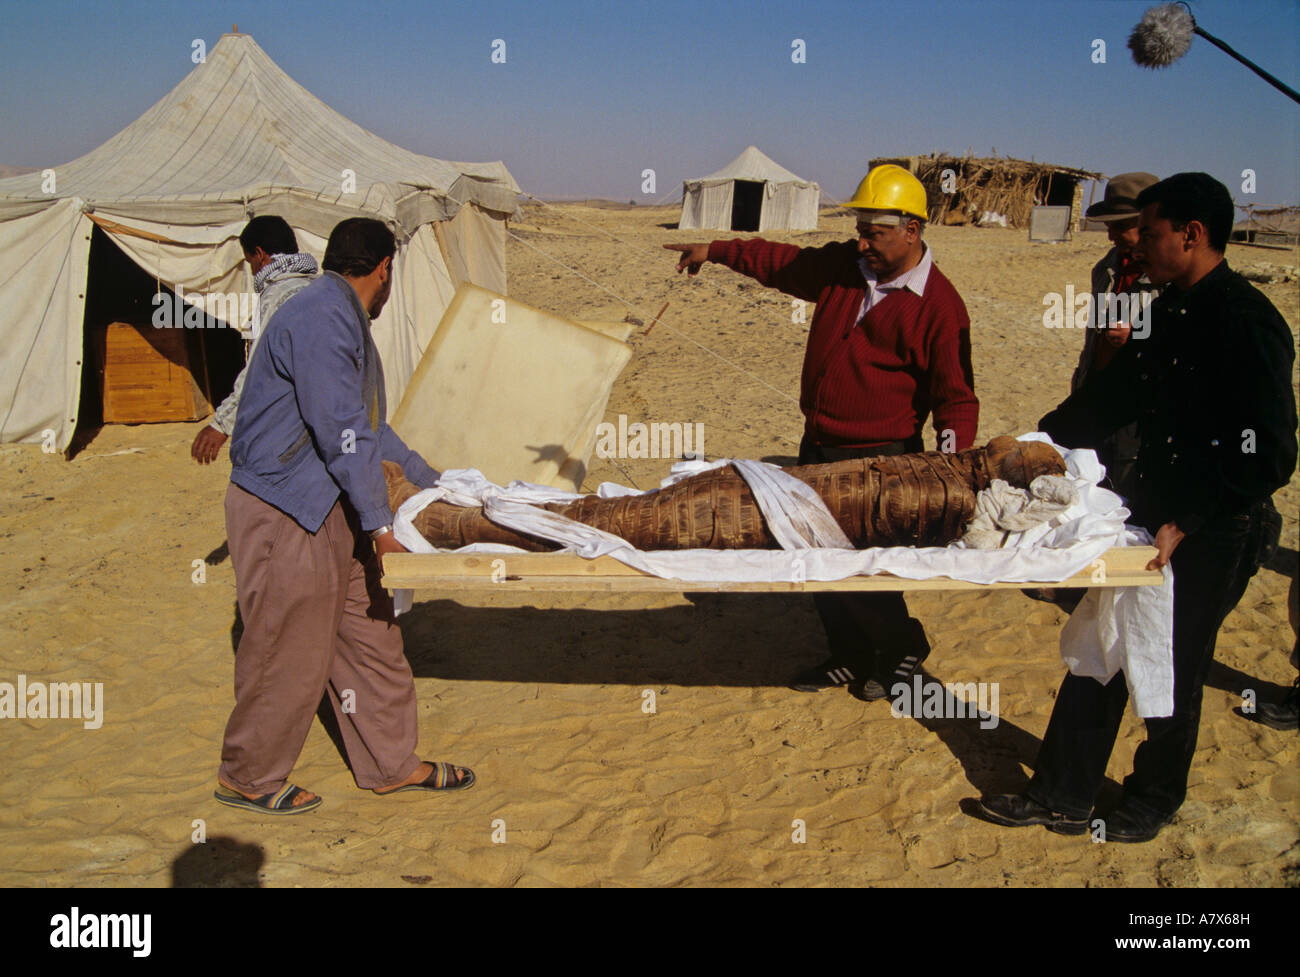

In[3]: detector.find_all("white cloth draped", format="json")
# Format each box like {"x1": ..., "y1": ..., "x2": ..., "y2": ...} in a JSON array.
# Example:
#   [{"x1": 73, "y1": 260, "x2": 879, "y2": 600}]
[{"x1": 391, "y1": 433, "x2": 1174, "y2": 717}]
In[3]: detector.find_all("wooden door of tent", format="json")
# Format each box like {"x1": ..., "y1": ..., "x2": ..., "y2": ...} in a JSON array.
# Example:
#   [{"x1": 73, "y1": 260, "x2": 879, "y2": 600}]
[{"x1": 79, "y1": 226, "x2": 244, "y2": 430}]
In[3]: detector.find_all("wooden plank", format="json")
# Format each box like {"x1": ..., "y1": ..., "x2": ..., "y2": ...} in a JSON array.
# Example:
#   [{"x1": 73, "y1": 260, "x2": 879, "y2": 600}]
[{"x1": 381, "y1": 546, "x2": 1161, "y2": 593}]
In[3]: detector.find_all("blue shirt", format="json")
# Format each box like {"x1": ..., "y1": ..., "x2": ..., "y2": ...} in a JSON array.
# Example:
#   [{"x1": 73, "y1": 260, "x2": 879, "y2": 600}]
[{"x1": 230, "y1": 270, "x2": 439, "y2": 533}]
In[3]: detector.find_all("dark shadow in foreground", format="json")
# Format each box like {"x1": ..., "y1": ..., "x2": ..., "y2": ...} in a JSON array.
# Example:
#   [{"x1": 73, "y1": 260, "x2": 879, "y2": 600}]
[{"x1": 171, "y1": 836, "x2": 265, "y2": 888}]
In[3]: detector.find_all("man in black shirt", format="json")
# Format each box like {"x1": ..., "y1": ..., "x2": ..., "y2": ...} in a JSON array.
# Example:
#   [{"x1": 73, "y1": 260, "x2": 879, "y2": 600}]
[{"x1": 977, "y1": 173, "x2": 1297, "y2": 842}]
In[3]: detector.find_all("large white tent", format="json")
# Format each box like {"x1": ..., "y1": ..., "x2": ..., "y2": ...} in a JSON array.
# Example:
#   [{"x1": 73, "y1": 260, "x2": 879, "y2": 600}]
[
  {"x1": 0, "y1": 32, "x2": 520, "y2": 452},
  {"x1": 678, "y1": 146, "x2": 820, "y2": 233}
]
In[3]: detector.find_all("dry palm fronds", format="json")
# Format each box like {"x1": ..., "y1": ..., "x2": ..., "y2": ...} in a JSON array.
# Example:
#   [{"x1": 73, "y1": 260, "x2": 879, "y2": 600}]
[{"x1": 869, "y1": 154, "x2": 1101, "y2": 228}]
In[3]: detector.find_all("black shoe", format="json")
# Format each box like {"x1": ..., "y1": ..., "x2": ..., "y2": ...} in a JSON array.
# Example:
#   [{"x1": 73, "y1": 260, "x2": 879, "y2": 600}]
[
  {"x1": 1244, "y1": 679, "x2": 1298, "y2": 731},
  {"x1": 1098, "y1": 807, "x2": 1168, "y2": 844},
  {"x1": 975, "y1": 793, "x2": 1090, "y2": 835},
  {"x1": 874, "y1": 621, "x2": 931, "y2": 687},
  {"x1": 1254, "y1": 700, "x2": 1300, "y2": 731},
  {"x1": 854, "y1": 649, "x2": 929, "y2": 703},
  {"x1": 789, "y1": 657, "x2": 869, "y2": 693},
  {"x1": 850, "y1": 629, "x2": 931, "y2": 703}
]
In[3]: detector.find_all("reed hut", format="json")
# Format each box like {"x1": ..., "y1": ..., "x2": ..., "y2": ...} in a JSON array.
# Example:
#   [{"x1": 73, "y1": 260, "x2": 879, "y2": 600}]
[{"x1": 867, "y1": 154, "x2": 1101, "y2": 229}]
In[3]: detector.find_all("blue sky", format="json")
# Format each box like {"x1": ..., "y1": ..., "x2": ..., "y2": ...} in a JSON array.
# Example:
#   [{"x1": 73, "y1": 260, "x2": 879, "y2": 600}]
[{"x1": 1, "y1": 0, "x2": 1297, "y2": 205}]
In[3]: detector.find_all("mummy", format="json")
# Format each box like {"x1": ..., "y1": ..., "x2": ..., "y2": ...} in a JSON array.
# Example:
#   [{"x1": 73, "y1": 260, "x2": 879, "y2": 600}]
[{"x1": 384, "y1": 436, "x2": 1065, "y2": 552}]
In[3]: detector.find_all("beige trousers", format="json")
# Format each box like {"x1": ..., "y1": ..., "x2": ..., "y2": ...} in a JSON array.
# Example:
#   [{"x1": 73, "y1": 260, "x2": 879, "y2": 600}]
[{"x1": 218, "y1": 484, "x2": 421, "y2": 795}]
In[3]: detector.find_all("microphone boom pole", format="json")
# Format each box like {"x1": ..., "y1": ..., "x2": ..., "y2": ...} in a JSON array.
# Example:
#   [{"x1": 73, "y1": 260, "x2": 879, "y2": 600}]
[{"x1": 1192, "y1": 24, "x2": 1300, "y2": 105}]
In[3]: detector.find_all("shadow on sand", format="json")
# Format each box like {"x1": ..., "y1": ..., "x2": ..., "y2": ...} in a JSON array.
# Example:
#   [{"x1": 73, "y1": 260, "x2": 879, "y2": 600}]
[{"x1": 171, "y1": 836, "x2": 265, "y2": 888}]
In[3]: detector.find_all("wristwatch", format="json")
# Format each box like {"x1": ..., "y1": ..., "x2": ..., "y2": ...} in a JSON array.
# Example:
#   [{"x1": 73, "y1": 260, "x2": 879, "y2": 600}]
[{"x1": 369, "y1": 525, "x2": 393, "y2": 540}]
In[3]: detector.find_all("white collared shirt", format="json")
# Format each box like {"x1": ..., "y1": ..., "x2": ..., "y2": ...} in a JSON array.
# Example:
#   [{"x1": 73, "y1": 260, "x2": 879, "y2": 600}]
[{"x1": 856, "y1": 243, "x2": 934, "y2": 322}]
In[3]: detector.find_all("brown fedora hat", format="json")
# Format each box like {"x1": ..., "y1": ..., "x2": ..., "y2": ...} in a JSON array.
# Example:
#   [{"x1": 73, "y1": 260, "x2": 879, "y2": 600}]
[{"x1": 1087, "y1": 172, "x2": 1160, "y2": 221}]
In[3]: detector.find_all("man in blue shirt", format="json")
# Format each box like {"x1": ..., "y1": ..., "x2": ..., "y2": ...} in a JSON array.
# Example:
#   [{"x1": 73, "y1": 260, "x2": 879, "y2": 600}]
[{"x1": 215, "y1": 218, "x2": 474, "y2": 814}]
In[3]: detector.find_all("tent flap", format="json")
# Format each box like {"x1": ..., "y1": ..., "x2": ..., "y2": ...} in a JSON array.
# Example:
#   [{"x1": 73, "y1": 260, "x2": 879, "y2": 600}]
[{"x1": 0, "y1": 199, "x2": 92, "y2": 450}]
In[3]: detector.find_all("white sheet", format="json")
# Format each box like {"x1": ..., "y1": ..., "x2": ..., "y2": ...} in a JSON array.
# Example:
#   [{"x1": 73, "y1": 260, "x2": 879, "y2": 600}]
[{"x1": 390, "y1": 433, "x2": 1175, "y2": 717}]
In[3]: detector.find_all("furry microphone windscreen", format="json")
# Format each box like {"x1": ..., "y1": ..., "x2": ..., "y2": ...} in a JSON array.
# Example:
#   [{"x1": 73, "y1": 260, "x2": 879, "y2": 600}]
[{"x1": 1128, "y1": 3, "x2": 1195, "y2": 68}]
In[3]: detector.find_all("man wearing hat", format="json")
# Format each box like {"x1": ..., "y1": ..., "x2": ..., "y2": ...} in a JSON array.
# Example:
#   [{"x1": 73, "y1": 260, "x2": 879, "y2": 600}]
[
  {"x1": 1072, "y1": 172, "x2": 1161, "y2": 497},
  {"x1": 665, "y1": 164, "x2": 978, "y2": 700},
  {"x1": 1025, "y1": 173, "x2": 1162, "y2": 612}
]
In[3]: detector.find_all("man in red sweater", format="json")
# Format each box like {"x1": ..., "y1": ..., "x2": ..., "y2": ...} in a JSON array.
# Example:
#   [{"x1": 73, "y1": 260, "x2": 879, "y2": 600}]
[{"x1": 666, "y1": 164, "x2": 978, "y2": 700}]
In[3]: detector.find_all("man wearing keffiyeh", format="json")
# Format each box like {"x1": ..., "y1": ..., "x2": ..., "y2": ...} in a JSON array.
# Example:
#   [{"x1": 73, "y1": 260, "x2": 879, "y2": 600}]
[{"x1": 191, "y1": 216, "x2": 318, "y2": 464}]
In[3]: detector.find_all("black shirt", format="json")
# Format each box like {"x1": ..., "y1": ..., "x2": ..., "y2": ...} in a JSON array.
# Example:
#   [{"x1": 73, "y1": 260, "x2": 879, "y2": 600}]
[{"x1": 1040, "y1": 260, "x2": 1298, "y2": 535}]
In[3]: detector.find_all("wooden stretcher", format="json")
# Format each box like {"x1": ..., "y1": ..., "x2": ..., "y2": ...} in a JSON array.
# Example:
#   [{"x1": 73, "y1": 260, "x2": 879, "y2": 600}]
[{"x1": 381, "y1": 546, "x2": 1162, "y2": 594}]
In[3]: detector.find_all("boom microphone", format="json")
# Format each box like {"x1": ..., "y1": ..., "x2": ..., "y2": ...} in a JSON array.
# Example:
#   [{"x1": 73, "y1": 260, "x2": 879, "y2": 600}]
[
  {"x1": 1128, "y1": 2, "x2": 1300, "y2": 105},
  {"x1": 1128, "y1": 2, "x2": 1194, "y2": 68}
]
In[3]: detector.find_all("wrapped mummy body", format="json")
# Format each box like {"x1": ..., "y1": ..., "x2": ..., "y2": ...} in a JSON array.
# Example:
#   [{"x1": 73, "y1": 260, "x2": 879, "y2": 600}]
[{"x1": 385, "y1": 436, "x2": 1065, "y2": 552}]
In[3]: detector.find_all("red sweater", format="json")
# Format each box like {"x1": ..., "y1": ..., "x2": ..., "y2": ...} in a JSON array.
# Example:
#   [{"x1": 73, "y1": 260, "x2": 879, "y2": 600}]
[{"x1": 709, "y1": 238, "x2": 978, "y2": 450}]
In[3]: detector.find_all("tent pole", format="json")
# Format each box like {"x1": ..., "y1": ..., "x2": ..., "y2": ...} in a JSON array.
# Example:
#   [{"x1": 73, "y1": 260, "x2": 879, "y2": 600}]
[{"x1": 196, "y1": 326, "x2": 213, "y2": 415}]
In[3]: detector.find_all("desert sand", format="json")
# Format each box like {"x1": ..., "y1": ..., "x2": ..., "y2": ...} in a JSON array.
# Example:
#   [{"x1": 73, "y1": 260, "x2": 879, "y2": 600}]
[{"x1": 1, "y1": 204, "x2": 1296, "y2": 887}]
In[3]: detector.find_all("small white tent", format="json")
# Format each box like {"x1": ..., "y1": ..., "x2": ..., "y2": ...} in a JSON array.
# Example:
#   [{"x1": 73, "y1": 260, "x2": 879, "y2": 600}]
[
  {"x1": 678, "y1": 146, "x2": 820, "y2": 233},
  {"x1": 0, "y1": 32, "x2": 520, "y2": 451}
]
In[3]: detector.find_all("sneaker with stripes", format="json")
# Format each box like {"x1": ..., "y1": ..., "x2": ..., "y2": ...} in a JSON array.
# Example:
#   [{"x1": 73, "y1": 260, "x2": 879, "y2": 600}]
[
  {"x1": 788, "y1": 658, "x2": 869, "y2": 693},
  {"x1": 852, "y1": 639, "x2": 932, "y2": 703}
]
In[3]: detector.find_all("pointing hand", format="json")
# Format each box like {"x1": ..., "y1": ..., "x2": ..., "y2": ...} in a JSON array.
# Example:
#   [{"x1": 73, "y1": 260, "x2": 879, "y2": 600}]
[{"x1": 664, "y1": 242, "x2": 710, "y2": 276}]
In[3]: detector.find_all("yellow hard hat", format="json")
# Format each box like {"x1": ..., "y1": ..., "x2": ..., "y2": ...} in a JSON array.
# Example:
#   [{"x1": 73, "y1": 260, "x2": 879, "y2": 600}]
[{"x1": 844, "y1": 164, "x2": 928, "y2": 221}]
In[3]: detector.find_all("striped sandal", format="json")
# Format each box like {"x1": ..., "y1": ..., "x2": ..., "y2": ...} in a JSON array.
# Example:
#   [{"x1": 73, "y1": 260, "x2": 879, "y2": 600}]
[
  {"x1": 375, "y1": 761, "x2": 476, "y2": 794},
  {"x1": 214, "y1": 782, "x2": 322, "y2": 815}
]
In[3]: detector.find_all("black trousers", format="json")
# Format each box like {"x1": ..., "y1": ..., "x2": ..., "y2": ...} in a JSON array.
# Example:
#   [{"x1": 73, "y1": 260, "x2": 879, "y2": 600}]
[
  {"x1": 798, "y1": 434, "x2": 930, "y2": 676},
  {"x1": 1026, "y1": 501, "x2": 1274, "y2": 822}
]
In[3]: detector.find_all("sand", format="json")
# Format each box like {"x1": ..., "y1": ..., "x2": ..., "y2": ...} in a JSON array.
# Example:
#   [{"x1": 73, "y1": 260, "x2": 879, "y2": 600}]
[{"x1": 1, "y1": 204, "x2": 1296, "y2": 887}]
